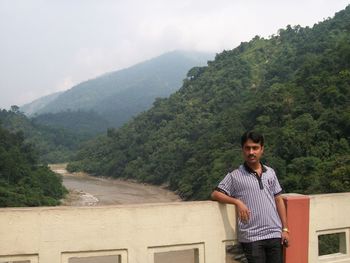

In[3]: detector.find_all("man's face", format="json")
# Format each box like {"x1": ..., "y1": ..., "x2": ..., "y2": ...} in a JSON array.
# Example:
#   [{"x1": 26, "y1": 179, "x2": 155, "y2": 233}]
[{"x1": 242, "y1": 139, "x2": 264, "y2": 166}]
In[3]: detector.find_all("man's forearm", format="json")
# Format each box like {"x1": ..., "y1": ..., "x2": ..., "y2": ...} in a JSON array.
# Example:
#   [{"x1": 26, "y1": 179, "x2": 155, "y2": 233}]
[
  {"x1": 275, "y1": 195, "x2": 288, "y2": 228},
  {"x1": 211, "y1": 190, "x2": 240, "y2": 205}
]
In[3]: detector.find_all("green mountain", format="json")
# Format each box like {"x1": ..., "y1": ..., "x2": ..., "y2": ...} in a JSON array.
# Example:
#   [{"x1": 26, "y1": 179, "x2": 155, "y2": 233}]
[
  {"x1": 26, "y1": 50, "x2": 213, "y2": 128},
  {"x1": 68, "y1": 6, "x2": 350, "y2": 200},
  {"x1": 20, "y1": 91, "x2": 63, "y2": 116}
]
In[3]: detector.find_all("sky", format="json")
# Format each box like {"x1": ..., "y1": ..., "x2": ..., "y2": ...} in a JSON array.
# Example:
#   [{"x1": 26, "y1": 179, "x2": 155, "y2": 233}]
[{"x1": 0, "y1": 0, "x2": 349, "y2": 110}]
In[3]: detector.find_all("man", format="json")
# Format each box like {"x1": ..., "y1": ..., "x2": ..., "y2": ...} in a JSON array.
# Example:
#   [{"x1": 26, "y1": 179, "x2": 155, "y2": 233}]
[{"x1": 211, "y1": 131, "x2": 289, "y2": 263}]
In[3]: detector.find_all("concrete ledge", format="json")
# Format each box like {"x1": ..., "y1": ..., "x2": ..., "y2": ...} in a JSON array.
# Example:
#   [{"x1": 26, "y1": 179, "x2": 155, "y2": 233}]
[
  {"x1": 0, "y1": 201, "x2": 236, "y2": 263},
  {"x1": 1, "y1": 193, "x2": 349, "y2": 263}
]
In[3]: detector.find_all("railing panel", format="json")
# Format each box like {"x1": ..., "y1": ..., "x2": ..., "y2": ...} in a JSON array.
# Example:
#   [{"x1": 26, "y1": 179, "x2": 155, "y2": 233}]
[
  {"x1": 224, "y1": 241, "x2": 244, "y2": 263},
  {"x1": 148, "y1": 243, "x2": 204, "y2": 263},
  {"x1": 0, "y1": 255, "x2": 38, "y2": 263},
  {"x1": 309, "y1": 193, "x2": 350, "y2": 263},
  {"x1": 61, "y1": 250, "x2": 126, "y2": 263}
]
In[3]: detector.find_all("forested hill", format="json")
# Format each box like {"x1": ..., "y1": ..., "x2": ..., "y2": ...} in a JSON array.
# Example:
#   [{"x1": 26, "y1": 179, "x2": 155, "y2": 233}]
[
  {"x1": 20, "y1": 91, "x2": 63, "y2": 116},
  {"x1": 0, "y1": 108, "x2": 89, "y2": 163},
  {"x1": 68, "y1": 6, "x2": 350, "y2": 200},
  {"x1": 23, "y1": 50, "x2": 213, "y2": 128}
]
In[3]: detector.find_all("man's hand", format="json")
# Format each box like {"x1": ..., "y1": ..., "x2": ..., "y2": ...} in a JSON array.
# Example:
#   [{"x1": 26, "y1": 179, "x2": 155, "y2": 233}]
[
  {"x1": 211, "y1": 190, "x2": 251, "y2": 223},
  {"x1": 236, "y1": 200, "x2": 251, "y2": 223},
  {"x1": 282, "y1": 231, "x2": 290, "y2": 247}
]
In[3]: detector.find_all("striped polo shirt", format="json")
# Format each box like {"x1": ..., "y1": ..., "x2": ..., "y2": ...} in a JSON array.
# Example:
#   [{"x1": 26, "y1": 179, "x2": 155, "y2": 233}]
[{"x1": 216, "y1": 163, "x2": 283, "y2": 243}]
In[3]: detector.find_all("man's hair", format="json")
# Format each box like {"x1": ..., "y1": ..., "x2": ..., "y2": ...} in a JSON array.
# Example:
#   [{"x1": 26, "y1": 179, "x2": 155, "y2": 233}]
[{"x1": 241, "y1": 131, "x2": 264, "y2": 147}]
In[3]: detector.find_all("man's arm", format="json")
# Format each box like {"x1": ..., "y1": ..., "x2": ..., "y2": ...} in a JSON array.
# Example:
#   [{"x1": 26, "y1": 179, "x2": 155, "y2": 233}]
[
  {"x1": 211, "y1": 190, "x2": 250, "y2": 223},
  {"x1": 275, "y1": 195, "x2": 290, "y2": 244}
]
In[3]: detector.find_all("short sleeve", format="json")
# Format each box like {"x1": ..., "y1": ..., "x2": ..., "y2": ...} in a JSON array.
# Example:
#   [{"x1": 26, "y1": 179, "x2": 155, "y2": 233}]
[
  {"x1": 270, "y1": 169, "x2": 282, "y2": 196},
  {"x1": 216, "y1": 172, "x2": 236, "y2": 197}
]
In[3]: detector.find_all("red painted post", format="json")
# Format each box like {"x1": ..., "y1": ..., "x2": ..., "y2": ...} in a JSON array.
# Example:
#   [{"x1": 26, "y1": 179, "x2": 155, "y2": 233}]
[{"x1": 282, "y1": 194, "x2": 310, "y2": 263}]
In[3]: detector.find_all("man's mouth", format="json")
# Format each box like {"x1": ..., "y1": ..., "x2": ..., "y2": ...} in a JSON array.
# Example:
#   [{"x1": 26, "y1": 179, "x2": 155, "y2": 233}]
[{"x1": 248, "y1": 155, "x2": 256, "y2": 160}]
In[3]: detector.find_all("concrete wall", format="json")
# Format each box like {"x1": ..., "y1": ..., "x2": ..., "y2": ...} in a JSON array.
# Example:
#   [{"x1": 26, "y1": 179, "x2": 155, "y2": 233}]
[
  {"x1": 1, "y1": 193, "x2": 350, "y2": 263},
  {"x1": 0, "y1": 201, "x2": 236, "y2": 263},
  {"x1": 309, "y1": 193, "x2": 350, "y2": 263}
]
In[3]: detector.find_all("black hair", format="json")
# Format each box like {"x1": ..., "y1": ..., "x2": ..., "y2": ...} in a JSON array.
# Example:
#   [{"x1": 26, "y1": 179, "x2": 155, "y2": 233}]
[{"x1": 241, "y1": 131, "x2": 264, "y2": 147}]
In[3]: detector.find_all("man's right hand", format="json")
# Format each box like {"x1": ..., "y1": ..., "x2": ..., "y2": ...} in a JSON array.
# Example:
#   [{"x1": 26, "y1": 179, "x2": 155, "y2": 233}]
[
  {"x1": 236, "y1": 200, "x2": 251, "y2": 223},
  {"x1": 211, "y1": 190, "x2": 251, "y2": 223}
]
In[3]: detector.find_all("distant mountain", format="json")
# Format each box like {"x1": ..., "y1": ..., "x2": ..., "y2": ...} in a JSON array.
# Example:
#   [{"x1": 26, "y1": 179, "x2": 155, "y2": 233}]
[
  {"x1": 25, "y1": 50, "x2": 213, "y2": 127},
  {"x1": 20, "y1": 91, "x2": 63, "y2": 116}
]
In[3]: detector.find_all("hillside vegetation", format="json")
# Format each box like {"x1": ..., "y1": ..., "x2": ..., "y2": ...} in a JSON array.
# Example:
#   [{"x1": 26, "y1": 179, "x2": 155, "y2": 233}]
[
  {"x1": 68, "y1": 6, "x2": 350, "y2": 200},
  {"x1": 20, "y1": 91, "x2": 63, "y2": 116},
  {"x1": 0, "y1": 108, "x2": 85, "y2": 163},
  {"x1": 0, "y1": 118, "x2": 67, "y2": 206},
  {"x1": 31, "y1": 110, "x2": 110, "y2": 138}
]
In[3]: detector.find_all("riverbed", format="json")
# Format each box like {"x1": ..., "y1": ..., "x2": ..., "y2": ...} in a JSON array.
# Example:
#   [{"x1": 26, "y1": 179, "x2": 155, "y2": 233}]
[{"x1": 49, "y1": 164, "x2": 181, "y2": 206}]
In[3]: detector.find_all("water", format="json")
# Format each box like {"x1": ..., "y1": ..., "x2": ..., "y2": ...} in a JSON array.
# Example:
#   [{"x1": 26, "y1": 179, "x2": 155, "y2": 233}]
[{"x1": 50, "y1": 164, "x2": 181, "y2": 206}]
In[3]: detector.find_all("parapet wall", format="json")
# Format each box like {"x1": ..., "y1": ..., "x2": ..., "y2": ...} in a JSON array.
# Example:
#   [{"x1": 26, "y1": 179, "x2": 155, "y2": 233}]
[
  {"x1": 0, "y1": 193, "x2": 349, "y2": 263},
  {"x1": 0, "y1": 201, "x2": 236, "y2": 263},
  {"x1": 309, "y1": 193, "x2": 350, "y2": 263}
]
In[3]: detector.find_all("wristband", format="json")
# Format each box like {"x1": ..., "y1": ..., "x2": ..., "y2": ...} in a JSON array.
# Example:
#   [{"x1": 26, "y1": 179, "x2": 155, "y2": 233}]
[{"x1": 282, "y1": 228, "x2": 289, "y2": 233}]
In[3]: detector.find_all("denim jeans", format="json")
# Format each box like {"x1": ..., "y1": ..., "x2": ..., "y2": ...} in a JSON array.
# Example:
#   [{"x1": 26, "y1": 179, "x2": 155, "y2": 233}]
[{"x1": 241, "y1": 238, "x2": 283, "y2": 263}]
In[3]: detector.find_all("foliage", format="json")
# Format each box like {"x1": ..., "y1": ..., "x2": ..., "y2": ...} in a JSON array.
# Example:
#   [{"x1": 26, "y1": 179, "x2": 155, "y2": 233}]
[
  {"x1": 69, "y1": 6, "x2": 350, "y2": 200},
  {"x1": 318, "y1": 233, "x2": 345, "y2": 256},
  {"x1": 0, "y1": 123, "x2": 67, "y2": 207},
  {"x1": 32, "y1": 110, "x2": 110, "y2": 138},
  {"x1": 0, "y1": 109, "x2": 88, "y2": 163}
]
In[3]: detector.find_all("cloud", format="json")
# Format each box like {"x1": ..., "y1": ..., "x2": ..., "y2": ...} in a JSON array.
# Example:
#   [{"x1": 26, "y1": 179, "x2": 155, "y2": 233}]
[
  {"x1": 0, "y1": 0, "x2": 349, "y2": 109},
  {"x1": 55, "y1": 77, "x2": 74, "y2": 93}
]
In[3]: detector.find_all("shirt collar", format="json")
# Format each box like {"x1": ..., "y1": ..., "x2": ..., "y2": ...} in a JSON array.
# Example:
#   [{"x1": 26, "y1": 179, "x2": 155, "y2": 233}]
[{"x1": 243, "y1": 162, "x2": 267, "y2": 174}]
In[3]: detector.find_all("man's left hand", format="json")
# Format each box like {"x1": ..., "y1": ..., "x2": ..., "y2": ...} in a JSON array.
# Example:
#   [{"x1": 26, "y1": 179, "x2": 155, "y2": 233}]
[{"x1": 282, "y1": 231, "x2": 290, "y2": 247}]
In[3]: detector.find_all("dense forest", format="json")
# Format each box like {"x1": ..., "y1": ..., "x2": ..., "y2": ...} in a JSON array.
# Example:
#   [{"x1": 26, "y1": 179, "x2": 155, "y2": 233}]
[
  {"x1": 0, "y1": 107, "x2": 87, "y2": 163},
  {"x1": 0, "y1": 118, "x2": 67, "y2": 206},
  {"x1": 68, "y1": 6, "x2": 350, "y2": 200},
  {"x1": 32, "y1": 110, "x2": 110, "y2": 138}
]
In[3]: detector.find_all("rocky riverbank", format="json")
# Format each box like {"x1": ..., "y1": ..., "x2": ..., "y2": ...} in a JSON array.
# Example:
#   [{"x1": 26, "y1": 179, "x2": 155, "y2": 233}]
[{"x1": 49, "y1": 164, "x2": 181, "y2": 206}]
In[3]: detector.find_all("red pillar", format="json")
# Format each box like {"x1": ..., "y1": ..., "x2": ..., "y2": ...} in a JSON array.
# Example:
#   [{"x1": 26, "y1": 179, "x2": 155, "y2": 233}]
[{"x1": 282, "y1": 195, "x2": 310, "y2": 263}]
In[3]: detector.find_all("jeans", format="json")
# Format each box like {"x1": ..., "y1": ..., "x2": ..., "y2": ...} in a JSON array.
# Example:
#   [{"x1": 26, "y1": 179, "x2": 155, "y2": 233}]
[{"x1": 241, "y1": 238, "x2": 283, "y2": 263}]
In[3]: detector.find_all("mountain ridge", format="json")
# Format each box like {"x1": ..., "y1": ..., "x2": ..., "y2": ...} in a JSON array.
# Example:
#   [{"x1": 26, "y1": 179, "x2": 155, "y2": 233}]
[
  {"x1": 21, "y1": 91, "x2": 63, "y2": 116},
  {"x1": 23, "y1": 50, "x2": 214, "y2": 127}
]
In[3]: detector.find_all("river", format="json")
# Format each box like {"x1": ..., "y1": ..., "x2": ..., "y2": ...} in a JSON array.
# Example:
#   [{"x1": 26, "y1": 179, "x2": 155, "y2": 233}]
[{"x1": 49, "y1": 164, "x2": 181, "y2": 206}]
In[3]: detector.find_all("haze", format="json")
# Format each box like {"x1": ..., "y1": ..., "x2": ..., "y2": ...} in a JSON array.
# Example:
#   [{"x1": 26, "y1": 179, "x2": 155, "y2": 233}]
[{"x1": 0, "y1": 0, "x2": 349, "y2": 109}]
